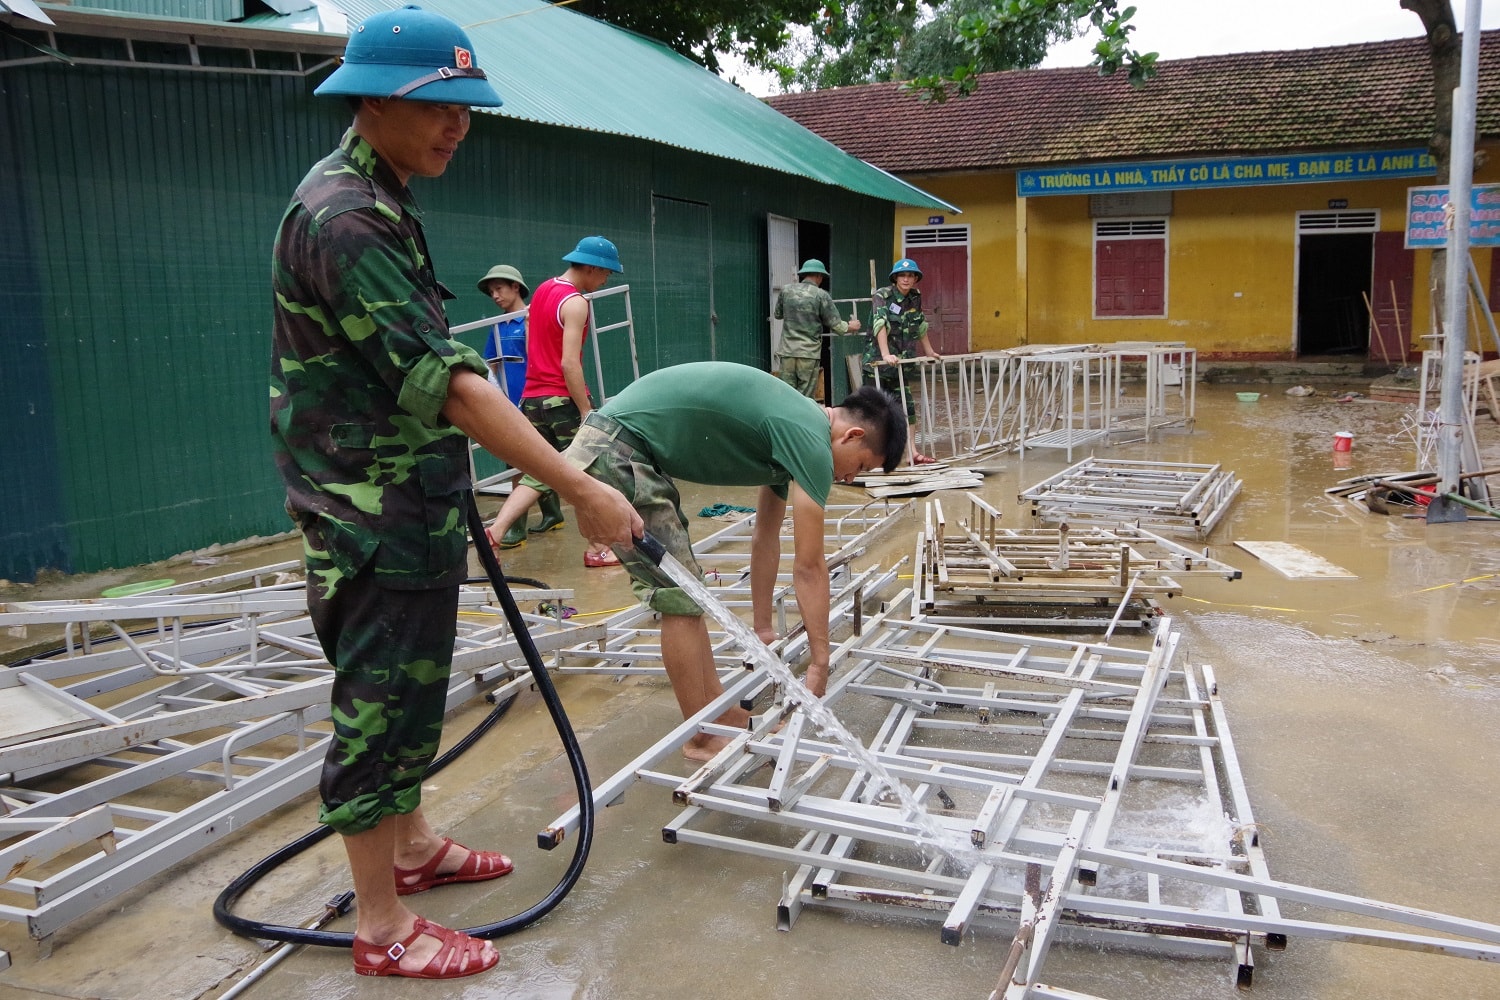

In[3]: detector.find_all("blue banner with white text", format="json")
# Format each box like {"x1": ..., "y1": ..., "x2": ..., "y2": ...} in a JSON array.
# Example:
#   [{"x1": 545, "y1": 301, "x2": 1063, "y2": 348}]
[{"x1": 1017, "y1": 148, "x2": 1435, "y2": 197}]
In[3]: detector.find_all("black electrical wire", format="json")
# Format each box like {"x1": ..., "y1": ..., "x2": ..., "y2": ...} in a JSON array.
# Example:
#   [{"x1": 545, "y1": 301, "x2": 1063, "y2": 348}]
[{"x1": 213, "y1": 492, "x2": 595, "y2": 947}]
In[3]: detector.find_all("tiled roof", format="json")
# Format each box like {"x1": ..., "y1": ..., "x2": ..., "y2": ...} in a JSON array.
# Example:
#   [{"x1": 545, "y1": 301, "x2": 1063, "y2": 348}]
[{"x1": 766, "y1": 32, "x2": 1500, "y2": 174}]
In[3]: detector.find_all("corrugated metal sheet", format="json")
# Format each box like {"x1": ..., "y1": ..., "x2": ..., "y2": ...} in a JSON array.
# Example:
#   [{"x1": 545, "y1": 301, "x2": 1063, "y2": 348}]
[
  {"x1": 66, "y1": 0, "x2": 244, "y2": 21},
  {"x1": 246, "y1": 0, "x2": 955, "y2": 211},
  {"x1": 1, "y1": 2, "x2": 914, "y2": 582},
  {"x1": 0, "y1": 41, "x2": 342, "y2": 578},
  {"x1": 1, "y1": 24, "x2": 899, "y2": 580}
]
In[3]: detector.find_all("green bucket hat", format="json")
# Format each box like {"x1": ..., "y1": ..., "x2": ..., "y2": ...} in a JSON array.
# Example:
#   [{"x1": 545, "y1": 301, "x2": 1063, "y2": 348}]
[
  {"x1": 476, "y1": 264, "x2": 529, "y2": 299},
  {"x1": 797, "y1": 259, "x2": 829, "y2": 277}
]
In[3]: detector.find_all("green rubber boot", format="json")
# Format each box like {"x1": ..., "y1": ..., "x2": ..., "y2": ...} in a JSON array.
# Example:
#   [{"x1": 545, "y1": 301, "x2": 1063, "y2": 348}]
[
  {"x1": 530, "y1": 491, "x2": 566, "y2": 533},
  {"x1": 499, "y1": 521, "x2": 529, "y2": 548}
]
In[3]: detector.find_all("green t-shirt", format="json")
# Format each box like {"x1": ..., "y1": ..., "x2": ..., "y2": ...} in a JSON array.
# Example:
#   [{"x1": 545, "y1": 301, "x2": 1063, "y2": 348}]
[{"x1": 601, "y1": 361, "x2": 834, "y2": 506}]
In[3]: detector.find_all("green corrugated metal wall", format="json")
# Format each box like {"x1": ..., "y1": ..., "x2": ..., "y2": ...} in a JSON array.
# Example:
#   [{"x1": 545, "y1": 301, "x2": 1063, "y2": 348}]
[
  {"x1": 66, "y1": 0, "x2": 244, "y2": 19},
  {"x1": 0, "y1": 52, "x2": 894, "y2": 583}
]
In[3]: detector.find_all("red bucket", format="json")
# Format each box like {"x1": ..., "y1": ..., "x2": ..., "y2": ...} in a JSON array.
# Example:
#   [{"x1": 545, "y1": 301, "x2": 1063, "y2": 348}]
[{"x1": 1333, "y1": 431, "x2": 1354, "y2": 452}]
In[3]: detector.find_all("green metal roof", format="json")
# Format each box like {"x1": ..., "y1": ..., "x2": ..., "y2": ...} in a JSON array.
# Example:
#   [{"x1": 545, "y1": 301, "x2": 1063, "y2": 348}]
[{"x1": 247, "y1": 0, "x2": 956, "y2": 211}]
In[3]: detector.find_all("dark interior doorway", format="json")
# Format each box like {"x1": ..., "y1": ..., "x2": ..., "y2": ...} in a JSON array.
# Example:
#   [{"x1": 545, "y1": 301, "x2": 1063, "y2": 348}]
[
  {"x1": 796, "y1": 219, "x2": 831, "y2": 289},
  {"x1": 1297, "y1": 233, "x2": 1373, "y2": 356}
]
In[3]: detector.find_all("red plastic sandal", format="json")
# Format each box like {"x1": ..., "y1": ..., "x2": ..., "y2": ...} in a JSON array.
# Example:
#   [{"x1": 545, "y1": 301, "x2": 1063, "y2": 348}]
[
  {"x1": 394, "y1": 837, "x2": 513, "y2": 896},
  {"x1": 353, "y1": 916, "x2": 497, "y2": 979},
  {"x1": 583, "y1": 548, "x2": 621, "y2": 568}
]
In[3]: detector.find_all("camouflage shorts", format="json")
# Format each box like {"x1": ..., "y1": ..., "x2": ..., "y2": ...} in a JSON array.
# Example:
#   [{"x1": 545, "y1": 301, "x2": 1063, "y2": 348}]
[
  {"x1": 776, "y1": 356, "x2": 820, "y2": 398},
  {"x1": 304, "y1": 527, "x2": 458, "y2": 835},
  {"x1": 563, "y1": 414, "x2": 706, "y2": 617},
  {"x1": 518, "y1": 395, "x2": 585, "y2": 493}
]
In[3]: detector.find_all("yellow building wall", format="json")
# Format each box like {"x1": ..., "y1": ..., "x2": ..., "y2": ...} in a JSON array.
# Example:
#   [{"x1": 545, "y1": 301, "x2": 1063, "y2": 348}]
[{"x1": 896, "y1": 147, "x2": 1500, "y2": 359}]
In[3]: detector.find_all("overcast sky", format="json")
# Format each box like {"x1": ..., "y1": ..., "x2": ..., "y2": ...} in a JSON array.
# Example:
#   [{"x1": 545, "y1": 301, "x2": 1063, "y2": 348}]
[
  {"x1": 1040, "y1": 0, "x2": 1500, "y2": 68},
  {"x1": 727, "y1": 0, "x2": 1500, "y2": 95}
]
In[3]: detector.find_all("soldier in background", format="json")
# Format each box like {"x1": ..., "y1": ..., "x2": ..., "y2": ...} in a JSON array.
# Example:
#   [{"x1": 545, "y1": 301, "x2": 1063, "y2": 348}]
[
  {"x1": 269, "y1": 6, "x2": 638, "y2": 980},
  {"x1": 865, "y1": 257, "x2": 944, "y2": 464},
  {"x1": 773, "y1": 258, "x2": 862, "y2": 399}
]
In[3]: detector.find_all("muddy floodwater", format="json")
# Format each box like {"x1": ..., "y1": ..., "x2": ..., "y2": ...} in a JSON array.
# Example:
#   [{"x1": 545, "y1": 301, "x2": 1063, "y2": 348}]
[{"x1": 1, "y1": 382, "x2": 1497, "y2": 1000}]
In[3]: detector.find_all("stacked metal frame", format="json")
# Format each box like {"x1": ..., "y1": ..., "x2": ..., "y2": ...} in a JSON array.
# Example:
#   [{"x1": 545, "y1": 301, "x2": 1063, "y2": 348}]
[
  {"x1": 1019, "y1": 458, "x2": 1243, "y2": 539},
  {"x1": 0, "y1": 568, "x2": 596, "y2": 950},
  {"x1": 557, "y1": 610, "x2": 1500, "y2": 996},
  {"x1": 911, "y1": 494, "x2": 1241, "y2": 630}
]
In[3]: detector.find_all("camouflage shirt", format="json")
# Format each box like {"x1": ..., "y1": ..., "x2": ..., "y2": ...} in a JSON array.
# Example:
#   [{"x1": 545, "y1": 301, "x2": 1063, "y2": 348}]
[
  {"x1": 869, "y1": 284, "x2": 928, "y2": 357},
  {"x1": 774, "y1": 279, "x2": 852, "y2": 359},
  {"x1": 270, "y1": 128, "x2": 487, "y2": 591}
]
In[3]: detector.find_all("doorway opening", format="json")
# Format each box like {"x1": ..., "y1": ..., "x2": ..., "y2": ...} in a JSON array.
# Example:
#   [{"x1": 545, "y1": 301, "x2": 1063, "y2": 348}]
[{"x1": 1295, "y1": 211, "x2": 1377, "y2": 357}]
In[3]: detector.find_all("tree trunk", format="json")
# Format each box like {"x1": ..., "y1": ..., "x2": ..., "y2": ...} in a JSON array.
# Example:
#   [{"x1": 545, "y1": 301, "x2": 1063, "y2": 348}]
[{"x1": 1402, "y1": 0, "x2": 1460, "y2": 355}]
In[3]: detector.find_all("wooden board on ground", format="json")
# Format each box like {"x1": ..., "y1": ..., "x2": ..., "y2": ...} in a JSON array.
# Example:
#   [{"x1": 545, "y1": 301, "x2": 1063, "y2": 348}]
[
  {"x1": 1233, "y1": 541, "x2": 1356, "y2": 579},
  {"x1": 866, "y1": 472, "x2": 983, "y2": 498}
]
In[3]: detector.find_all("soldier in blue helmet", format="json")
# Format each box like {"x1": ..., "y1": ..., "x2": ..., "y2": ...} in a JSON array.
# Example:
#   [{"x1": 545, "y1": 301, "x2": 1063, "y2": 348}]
[
  {"x1": 270, "y1": 6, "x2": 640, "y2": 980},
  {"x1": 864, "y1": 257, "x2": 944, "y2": 464}
]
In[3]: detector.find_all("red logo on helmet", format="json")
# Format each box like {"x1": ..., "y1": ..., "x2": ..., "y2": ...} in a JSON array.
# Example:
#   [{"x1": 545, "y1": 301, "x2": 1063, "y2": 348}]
[{"x1": 454, "y1": 46, "x2": 472, "y2": 69}]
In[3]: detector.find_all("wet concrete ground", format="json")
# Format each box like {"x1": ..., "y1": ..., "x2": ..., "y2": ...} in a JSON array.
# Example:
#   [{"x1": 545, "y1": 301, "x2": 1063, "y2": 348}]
[{"x1": 1, "y1": 382, "x2": 1498, "y2": 1000}]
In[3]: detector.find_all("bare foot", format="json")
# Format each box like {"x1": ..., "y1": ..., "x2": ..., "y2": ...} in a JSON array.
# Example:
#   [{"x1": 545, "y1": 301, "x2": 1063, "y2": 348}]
[{"x1": 683, "y1": 733, "x2": 731, "y2": 762}]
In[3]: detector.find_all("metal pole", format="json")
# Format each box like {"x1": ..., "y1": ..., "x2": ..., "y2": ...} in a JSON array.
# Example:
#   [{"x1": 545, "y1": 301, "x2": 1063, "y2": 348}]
[{"x1": 1437, "y1": 0, "x2": 1483, "y2": 501}]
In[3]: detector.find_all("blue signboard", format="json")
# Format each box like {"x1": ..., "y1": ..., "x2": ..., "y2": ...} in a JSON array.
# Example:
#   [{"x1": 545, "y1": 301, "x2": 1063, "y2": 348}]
[
  {"x1": 1404, "y1": 183, "x2": 1500, "y2": 248},
  {"x1": 1016, "y1": 148, "x2": 1435, "y2": 197}
]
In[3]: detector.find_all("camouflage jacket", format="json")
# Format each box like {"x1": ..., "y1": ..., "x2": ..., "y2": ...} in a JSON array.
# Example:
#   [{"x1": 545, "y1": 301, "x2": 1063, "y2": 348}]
[
  {"x1": 868, "y1": 284, "x2": 928, "y2": 357},
  {"x1": 774, "y1": 279, "x2": 851, "y2": 358},
  {"x1": 269, "y1": 128, "x2": 487, "y2": 591}
]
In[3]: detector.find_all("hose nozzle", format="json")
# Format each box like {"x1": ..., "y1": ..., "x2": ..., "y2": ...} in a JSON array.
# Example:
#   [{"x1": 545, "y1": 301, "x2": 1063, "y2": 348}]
[{"x1": 634, "y1": 531, "x2": 666, "y2": 566}]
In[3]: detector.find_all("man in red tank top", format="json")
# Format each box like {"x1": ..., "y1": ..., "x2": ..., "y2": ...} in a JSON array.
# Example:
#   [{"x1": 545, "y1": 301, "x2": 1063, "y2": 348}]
[{"x1": 488, "y1": 237, "x2": 623, "y2": 565}]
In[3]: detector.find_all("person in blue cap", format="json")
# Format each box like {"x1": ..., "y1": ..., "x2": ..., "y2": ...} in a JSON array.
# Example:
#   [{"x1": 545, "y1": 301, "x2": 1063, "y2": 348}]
[
  {"x1": 864, "y1": 257, "x2": 943, "y2": 464},
  {"x1": 271, "y1": 6, "x2": 640, "y2": 980},
  {"x1": 485, "y1": 236, "x2": 625, "y2": 568}
]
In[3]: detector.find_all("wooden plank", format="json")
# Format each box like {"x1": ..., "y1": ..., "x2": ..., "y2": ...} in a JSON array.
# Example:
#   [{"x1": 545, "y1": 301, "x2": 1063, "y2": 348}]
[{"x1": 1233, "y1": 541, "x2": 1356, "y2": 580}]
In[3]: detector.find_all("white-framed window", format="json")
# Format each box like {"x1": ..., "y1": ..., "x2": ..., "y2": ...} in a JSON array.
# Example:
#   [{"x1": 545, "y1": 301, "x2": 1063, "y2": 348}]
[
  {"x1": 903, "y1": 224, "x2": 970, "y2": 246},
  {"x1": 1296, "y1": 210, "x2": 1380, "y2": 233}
]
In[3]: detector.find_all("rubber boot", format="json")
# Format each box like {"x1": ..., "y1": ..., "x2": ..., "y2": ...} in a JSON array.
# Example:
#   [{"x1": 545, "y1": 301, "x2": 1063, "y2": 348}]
[
  {"x1": 499, "y1": 521, "x2": 528, "y2": 548},
  {"x1": 530, "y1": 491, "x2": 566, "y2": 533}
]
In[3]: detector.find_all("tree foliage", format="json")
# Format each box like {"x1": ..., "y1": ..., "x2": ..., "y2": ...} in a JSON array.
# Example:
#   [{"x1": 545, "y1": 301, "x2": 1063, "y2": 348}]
[
  {"x1": 565, "y1": 0, "x2": 822, "y2": 73},
  {"x1": 774, "y1": 0, "x2": 1081, "y2": 92},
  {"x1": 771, "y1": 1, "x2": 1155, "y2": 98},
  {"x1": 570, "y1": 0, "x2": 1155, "y2": 99}
]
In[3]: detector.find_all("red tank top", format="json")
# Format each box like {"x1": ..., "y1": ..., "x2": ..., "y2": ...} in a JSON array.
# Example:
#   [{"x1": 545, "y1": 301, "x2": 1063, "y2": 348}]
[{"x1": 522, "y1": 277, "x2": 588, "y2": 399}]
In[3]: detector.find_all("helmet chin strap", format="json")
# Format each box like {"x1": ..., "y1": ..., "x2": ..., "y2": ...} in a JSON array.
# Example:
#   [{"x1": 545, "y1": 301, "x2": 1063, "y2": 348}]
[{"x1": 390, "y1": 64, "x2": 491, "y2": 100}]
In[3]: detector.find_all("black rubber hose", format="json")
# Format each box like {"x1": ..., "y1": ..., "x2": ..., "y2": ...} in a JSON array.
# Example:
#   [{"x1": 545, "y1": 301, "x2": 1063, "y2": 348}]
[{"x1": 213, "y1": 492, "x2": 595, "y2": 946}]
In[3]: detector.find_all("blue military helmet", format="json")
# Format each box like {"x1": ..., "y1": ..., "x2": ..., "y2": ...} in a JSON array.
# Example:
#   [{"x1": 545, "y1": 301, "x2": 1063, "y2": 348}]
[
  {"x1": 797, "y1": 259, "x2": 829, "y2": 277},
  {"x1": 563, "y1": 236, "x2": 624, "y2": 273},
  {"x1": 889, "y1": 258, "x2": 923, "y2": 281},
  {"x1": 314, "y1": 5, "x2": 503, "y2": 107}
]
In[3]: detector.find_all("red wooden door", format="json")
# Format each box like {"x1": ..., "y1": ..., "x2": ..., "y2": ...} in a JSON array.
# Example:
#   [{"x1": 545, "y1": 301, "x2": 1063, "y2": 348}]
[
  {"x1": 911, "y1": 245, "x2": 969, "y2": 354},
  {"x1": 1370, "y1": 232, "x2": 1414, "y2": 364}
]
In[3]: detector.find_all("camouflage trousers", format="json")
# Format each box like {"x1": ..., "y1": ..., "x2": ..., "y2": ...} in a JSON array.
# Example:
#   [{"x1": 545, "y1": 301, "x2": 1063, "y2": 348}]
[
  {"x1": 517, "y1": 395, "x2": 585, "y2": 494},
  {"x1": 563, "y1": 413, "x2": 707, "y2": 617},
  {"x1": 304, "y1": 526, "x2": 458, "y2": 835},
  {"x1": 863, "y1": 345, "x2": 920, "y2": 420},
  {"x1": 776, "y1": 356, "x2": 821, "y2": 398}
]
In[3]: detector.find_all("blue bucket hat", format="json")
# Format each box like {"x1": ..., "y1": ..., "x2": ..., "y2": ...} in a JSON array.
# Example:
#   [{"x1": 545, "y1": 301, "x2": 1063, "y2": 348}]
[
  {"x1": 314, "y1": 5, "x2": 503, "y2": 107},
  {"x1": 562, "y1": 236, "x2": 623, "y2": 273}
]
